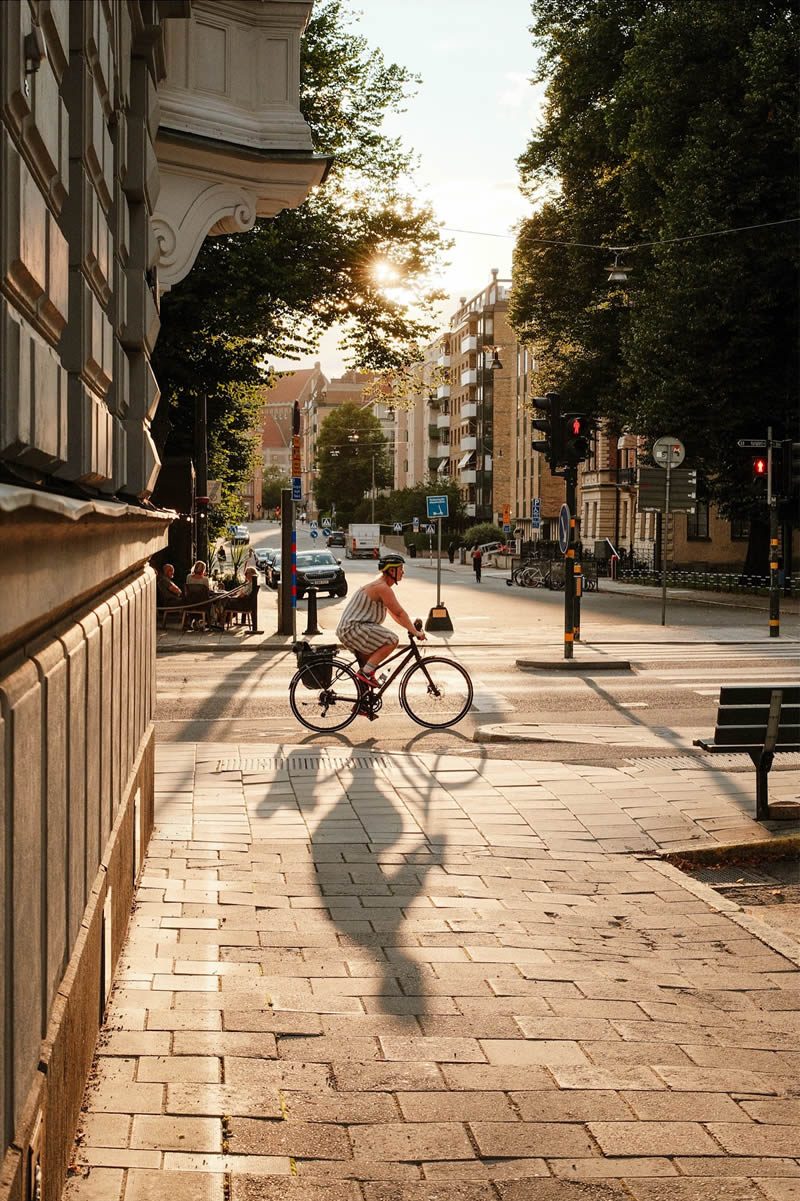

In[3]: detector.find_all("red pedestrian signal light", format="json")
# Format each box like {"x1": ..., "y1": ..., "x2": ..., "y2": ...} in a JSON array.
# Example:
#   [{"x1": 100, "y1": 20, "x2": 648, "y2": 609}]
[
  {"x1": 753, "y1": 458, "x2": 766, "y2": 476},
  {"x1": 570, "y1": 417, "x2": 583, "y2": 435}
]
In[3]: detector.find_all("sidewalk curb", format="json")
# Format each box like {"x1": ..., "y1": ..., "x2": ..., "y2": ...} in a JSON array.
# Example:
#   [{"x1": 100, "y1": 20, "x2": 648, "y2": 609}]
[
  {"x1": 516, "y1": 658, "x2": 632, "y2": 671},
  {"x1": 643, "y1": 856, "x2": 800, "y2": 969}
]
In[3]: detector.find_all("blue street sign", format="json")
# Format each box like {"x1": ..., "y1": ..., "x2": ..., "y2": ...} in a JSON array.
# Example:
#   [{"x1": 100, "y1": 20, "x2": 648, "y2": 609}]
[
  {"x1": 425, "y1": 524, "x2": 435, "y2": 534},
  {"x1": 503, "y1": 524, "x2": 511, "y2": 533},
  {"x1": 426, "y1": 494, "x2": 449, "y2": 519},
  {"x1": 393, "y1": 522, "x2": 403, "y2": 533},
  {"x1": 558, "y1": 503, "x2": 571, "y2": 554},
  {"x1": 309, "y1": 520, "x2": 318, "y2": 530},
  {"x1": 531, "y1": 497, "x2": 541, "y2": 531},
  {"x1": 322, "y1": 517, "x2": 331, "y2": 528},
  {"x1": 292, "y1": 477, "x2": 302, "y2": 501},
  {"x1": 413, "y1": 516, "x2": 420, "y2": 532},
  {"x1": 309, "y1": 528, "x2": 318, "y2": 539}
]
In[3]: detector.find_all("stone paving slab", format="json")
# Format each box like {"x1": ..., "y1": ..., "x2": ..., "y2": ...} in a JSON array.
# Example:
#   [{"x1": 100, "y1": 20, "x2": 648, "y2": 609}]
[{"x1": 63, "y1": 743, "x2": 800, "y2": 1199}]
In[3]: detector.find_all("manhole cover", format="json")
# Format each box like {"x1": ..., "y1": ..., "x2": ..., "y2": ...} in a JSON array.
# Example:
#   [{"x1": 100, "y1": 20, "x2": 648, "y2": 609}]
[{"x1": 690, "y1": 866, "x2": 781, "y2": 885}]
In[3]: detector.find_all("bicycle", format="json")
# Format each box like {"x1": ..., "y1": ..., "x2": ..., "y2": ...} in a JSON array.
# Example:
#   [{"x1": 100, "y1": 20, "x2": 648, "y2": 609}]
[{"x1": 289, "y1": 621, "x2": 473, "y2": 733}]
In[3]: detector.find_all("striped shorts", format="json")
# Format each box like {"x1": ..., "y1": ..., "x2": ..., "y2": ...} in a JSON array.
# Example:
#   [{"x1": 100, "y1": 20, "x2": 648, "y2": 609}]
[{"x1": 337, "y1": 622, "x2": 398, "y2": 656}]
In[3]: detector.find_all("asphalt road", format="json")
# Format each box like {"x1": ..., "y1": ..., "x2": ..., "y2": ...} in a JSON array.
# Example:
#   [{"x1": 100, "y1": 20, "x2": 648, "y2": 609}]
[{"x1": 155, "y1": 520, "x2": 799, "y2": 764}]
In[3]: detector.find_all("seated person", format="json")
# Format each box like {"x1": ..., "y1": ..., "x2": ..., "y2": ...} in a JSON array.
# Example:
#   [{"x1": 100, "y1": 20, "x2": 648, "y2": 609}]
[
  {"x1": 156, "y1": 563, "x2": 183, "y2": 607},
  {"x1": 184, "y1": 560, "x2": 224, "y2": 627},
  {"x1": 223, "y1": 567, "x2": 259, "y2": 625}
]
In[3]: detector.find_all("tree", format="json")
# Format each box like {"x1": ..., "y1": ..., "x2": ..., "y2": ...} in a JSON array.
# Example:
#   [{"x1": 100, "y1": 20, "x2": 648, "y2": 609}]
[
  {"x1": 262, "y1": 465, "x2": 291, "y2": 510},
  {"x1": 152, "y1": 1, "x2": 448, "y2": 511},
  {"x1": 314, "y1": 403, "x2": 392, "y2": 525},
  {"x1": 511, "y1": 0, "x2": 799, "y2": 538}
]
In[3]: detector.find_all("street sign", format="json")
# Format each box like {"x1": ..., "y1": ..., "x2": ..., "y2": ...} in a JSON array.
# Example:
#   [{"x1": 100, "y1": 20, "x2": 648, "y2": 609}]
[
  {"x1": 502, "y1": 503, "x2": 511, "y2": 528},
  {"x1": 292, "y1": 477, "x2": 302, "y2": 501},
  {"x1": 653, "y1": 435, "x2": 685, "y2": 468},
  {"x1": 291, "y1": 433, "x2": 301, "y2": 477},
  {"x1": 638, "y1": 466, "x2": 697, "y2": 511},
  {"x1": 558, "y1": 503, "x2": 571, "y2": 554},
  {"x1": 737, "y1": 439, "x2": 768, "y2": 448},
  {"x1": 425, "y1": 524, "x2": 435, "y2": 535},
  {"x1": 531, "y1": 497, "x2": 541, "y2": 531},
  {"x1": 413, "y1": 517, "x2": 420, "y2": 532},
  {"x1": 309, "y1": 520, "x2": 318, "y2": 530},
  {"x1": 426, "y1": 495, "x2": 449, "y2": 519},
  {"x1": 393, "y1": 522, "x2": 403, "y2": 533},
  {"x1": 321, "y1": 516, "x2": 331, "y2": 528},
  {"x1": 309, "y1": 528, "x2": 318, "y2": 539}
]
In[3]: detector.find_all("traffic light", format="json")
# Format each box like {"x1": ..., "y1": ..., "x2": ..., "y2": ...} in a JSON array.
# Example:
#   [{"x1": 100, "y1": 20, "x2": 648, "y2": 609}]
[
  {"x1": 752, "y1": 456, "x2": 767, "y2": 481},
  {"x1": 530, "y1": 392, "x2": 562, "y2": 472},
  {"x1": 562, "y1": 413, "x2": 590, "y2": 465}
]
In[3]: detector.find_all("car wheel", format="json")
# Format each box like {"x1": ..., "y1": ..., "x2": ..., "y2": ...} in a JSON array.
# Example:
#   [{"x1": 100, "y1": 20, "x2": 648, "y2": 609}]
[{"x1": 336, "y1": 584, "x2": 348, "y2": 598}]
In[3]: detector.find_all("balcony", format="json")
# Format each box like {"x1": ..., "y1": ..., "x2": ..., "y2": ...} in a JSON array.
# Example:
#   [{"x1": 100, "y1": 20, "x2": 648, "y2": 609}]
[
  {"x1": 435, "y1": 442, "x2": 450, "y2": 458},
  {"x1": 436, "y1": 384, "x2": 450, "y2": 399},
  {"x1": 428, "y1": 423, "x2": 440, "y2": 440},
  {"x1": 460, "y1": 435, "x2": 477, "y2": 452},
  {"x1": 436, "y1": 412, "x2": 450, "y2": 429},
  {"x1": 428, "y1": 456, "x2": 440, "y2": 471},
  {"x1": 460, "y1": 335, "x2": 478, "y2": 354},
  {"x1": 460, "y1": 368, "x2": 478, "y2": 387},
  {"x1": 460, "y1": 469, "x2": 477, "y2": 484},
  {"x1": 462, "y1": 401, "x2": 478, "y2": 419},
  {"x1": 437, "y1": 353, "x2": 450, "y2": 368}
]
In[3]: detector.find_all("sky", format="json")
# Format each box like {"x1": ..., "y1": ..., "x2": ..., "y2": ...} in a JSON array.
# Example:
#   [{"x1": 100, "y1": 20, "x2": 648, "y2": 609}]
[{"x1": 270, "y1": 0, "x2": 546, "y2": 379}]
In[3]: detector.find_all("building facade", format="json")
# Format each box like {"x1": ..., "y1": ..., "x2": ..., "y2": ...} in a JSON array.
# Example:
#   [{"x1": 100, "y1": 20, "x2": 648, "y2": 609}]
[{"x1": 0, "y1": 3, "x2": 325, "y2": 1196}]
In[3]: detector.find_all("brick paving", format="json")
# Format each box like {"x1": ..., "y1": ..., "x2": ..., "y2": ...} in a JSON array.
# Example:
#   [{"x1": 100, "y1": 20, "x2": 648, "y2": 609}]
[{"x1": 63, "y1": 743, "x2": 800, "y2": 1200}]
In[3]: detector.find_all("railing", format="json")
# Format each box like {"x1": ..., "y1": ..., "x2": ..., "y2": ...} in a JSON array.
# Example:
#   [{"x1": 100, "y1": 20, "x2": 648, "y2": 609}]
[{"x1": 615, "y1": 568, "x2": 799, "y2": 597}]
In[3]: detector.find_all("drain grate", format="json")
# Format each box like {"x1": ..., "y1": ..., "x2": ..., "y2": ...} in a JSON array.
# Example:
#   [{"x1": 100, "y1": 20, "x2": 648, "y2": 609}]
[
  {"x1": 690, "y1": 866, "x2": 781, "y2": 885},
  {"x1": 626, "y1": 752, "x2": 800, "y2": 772},
  {"x1": 216, "y1": 752, "x2": 393, "y2": 774}
]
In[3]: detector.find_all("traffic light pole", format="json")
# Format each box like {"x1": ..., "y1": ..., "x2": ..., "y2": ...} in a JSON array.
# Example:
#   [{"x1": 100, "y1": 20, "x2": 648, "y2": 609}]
[
  {"x1": 563, "y1": 468, "x2": 577, "y2": 660},
  {"x1": 767, "y1": 427, "x2": 780, "y2": 638}
]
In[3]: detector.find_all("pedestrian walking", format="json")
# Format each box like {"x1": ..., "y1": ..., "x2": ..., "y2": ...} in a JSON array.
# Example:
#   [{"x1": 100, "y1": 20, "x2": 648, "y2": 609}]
[
  {"x1": 472, "y1": 547, "x2": 482, "y2": 583},
  {"x1": 447, "y1": 540, "x2": 457, "y2": 564}
]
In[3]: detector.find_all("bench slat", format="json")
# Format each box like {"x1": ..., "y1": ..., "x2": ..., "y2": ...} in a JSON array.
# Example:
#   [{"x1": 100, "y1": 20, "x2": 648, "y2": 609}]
[
  {"x1": 713, "y1": 725, "x2": 799, "y2": 746},
  {"x1": 719, "y1": 685, "x2": 800, "y2": 706},
  {"x1": 717, "y1": 706, "x2": 799, "y2": 726}
]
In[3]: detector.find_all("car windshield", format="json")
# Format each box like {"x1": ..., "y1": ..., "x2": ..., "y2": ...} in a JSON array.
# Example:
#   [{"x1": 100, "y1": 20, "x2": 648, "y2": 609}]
[{"x1": 297, "y1": 552, "x2": 337, "y2": 568}]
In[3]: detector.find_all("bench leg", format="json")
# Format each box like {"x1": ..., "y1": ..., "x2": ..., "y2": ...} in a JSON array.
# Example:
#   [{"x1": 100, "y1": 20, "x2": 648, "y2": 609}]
[{"x1": 752, "y1": 750, "x2": 774, "y2": 822}]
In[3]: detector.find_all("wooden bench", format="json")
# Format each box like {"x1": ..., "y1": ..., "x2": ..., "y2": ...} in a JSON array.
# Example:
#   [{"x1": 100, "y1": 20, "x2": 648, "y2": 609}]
[{"x1": 693, "y1": 685, "x2": 800, "y2": 820}]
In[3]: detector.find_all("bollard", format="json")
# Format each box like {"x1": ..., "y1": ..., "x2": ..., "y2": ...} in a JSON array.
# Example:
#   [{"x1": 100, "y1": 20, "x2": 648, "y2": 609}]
[{"x1": 303, "y1": 586, "x2": 322, "y2": 636}]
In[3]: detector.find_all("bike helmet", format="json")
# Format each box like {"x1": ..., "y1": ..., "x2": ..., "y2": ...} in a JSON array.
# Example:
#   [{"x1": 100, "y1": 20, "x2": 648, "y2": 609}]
[{"x1": 378, "y1": 553, "x2": 406, "y2": 574}]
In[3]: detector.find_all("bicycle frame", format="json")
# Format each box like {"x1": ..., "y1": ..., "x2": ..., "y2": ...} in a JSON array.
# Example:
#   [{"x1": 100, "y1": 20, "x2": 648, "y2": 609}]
[{"x1": 344, "y1": 635, "x2": 432, "y2": 707}]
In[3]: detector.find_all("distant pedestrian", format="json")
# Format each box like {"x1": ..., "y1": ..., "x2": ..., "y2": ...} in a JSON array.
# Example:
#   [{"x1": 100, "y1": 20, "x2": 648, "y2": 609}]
[
  {"x1": 447, "y1": 540, "x2": 457, "y2": 564},
  {"x1": 472, "y1": 547, "x2": 482, "y2": 583}
]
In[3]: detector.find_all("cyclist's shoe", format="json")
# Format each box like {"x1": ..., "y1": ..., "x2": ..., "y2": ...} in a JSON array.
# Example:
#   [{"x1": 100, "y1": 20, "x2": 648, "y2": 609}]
[
  {"x1": 356, "y1": 668, "x2": 379, "y2": 688},
  {"x1": 356, "y1": 703, "x2": 373, "y2": 718}
]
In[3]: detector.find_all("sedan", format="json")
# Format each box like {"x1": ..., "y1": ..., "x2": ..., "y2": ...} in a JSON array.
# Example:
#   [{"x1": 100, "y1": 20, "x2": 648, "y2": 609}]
[
  {"x1": 269, "y1": 550, "x2": 347, "y2": 598},
  {"x1": 231, "y1": 525, "x2": 250, "y2": 544},
  {"x1": 252, "y1": 547, "x2": 272, "y2": 570}
]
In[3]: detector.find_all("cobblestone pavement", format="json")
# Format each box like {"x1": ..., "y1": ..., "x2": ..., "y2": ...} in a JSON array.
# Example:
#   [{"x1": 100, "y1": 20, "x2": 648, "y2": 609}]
[{"x1": 63, "y1": 744, "x2": 800, "y2": 1201}]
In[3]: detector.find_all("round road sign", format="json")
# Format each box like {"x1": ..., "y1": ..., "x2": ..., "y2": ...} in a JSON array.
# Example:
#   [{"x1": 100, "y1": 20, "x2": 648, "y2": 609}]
[
  {"x1": 558, "y1": 503, "x2": 571, "y2": 554},
  {"x1": 309, "y1": 529, "x2": 318, "y2": 539},
  {"x1": 653, "y1": 436, "x2": 685, "y2": 468}
]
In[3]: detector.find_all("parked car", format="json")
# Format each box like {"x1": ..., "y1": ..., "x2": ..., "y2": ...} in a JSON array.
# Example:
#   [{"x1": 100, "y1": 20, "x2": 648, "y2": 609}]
[
  {"x1": 269, "y1": 550, "x2": 347, "y2": 598},
  {"x1": 326, "y1": 528, "x2": 346, "y2": 547},
  {"x1": 230, "y1": 524, "x2": 250, "y2": 545},
  {"x1": 252, "y1": 547, "x2": 271, "y2": 570},
  {"x1": 267, "y1": 552, "x2": 282, "y2": 589},
  {"x1": 296, "y1": 550, "x2": 347, "y2": 598}
]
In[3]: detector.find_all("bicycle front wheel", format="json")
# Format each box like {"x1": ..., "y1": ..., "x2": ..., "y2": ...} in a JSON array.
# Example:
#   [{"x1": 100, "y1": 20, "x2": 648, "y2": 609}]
[
  {"x1": 399, "y1": 657, "x2": 473, "y2": 729},
  {"x1": 289, "y1": 658, "x2": 361, "y2": 732}
]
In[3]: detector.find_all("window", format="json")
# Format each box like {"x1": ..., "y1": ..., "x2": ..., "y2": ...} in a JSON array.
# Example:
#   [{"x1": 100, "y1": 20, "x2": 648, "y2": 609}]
[
  {"x1": 687, "y1": 500, "x2": 710, "y2": 540},
  {"x1": 731, "y1": 517, "x2": 750, "y2": 541}
]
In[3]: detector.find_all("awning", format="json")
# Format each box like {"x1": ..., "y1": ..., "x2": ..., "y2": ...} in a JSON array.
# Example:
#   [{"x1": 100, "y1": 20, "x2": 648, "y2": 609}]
[
  {"x1": 437, "y1": 459, "x2": 449, "y2": 475},
  {"x1": 457, "y1": 452, "x2": 475, "y2": 469}
]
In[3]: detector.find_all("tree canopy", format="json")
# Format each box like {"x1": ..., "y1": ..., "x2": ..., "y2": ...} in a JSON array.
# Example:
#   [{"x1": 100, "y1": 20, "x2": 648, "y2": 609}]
[
  {"x1": 314, "y1": 403, "x2": 393, "y2": 524},
  {"x1": 510, "y1": 0, "x2": 799, "y2": 520},
  {"x1": 152, "y1": 0, "x2": 448, "y2": 528}
]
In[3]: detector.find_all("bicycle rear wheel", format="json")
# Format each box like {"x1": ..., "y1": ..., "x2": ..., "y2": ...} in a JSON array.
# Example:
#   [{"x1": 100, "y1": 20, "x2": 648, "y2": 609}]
[
  {"x1": 399, "y1": 656, "x2": 473, "y2": 729},
  {"x1": 289, "y1": 658, "x2": 361, "y2": 732}
]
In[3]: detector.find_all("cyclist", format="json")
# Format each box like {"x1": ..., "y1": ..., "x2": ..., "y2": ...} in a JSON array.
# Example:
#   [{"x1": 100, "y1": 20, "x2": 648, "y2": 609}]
[{"x1": 336, "y1": 553, "x2": 425, "y2": 687}]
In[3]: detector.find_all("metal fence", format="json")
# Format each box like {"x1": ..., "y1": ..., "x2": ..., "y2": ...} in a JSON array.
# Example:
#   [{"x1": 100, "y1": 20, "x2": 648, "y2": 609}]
[{"x1": 616, "y1": 568, "x2": 799, "y2": 597}]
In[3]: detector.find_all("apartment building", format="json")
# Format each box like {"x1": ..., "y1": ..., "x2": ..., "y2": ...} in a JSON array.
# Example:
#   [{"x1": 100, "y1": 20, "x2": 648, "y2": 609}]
[
  {"x1": 261, "y1": 364, "x2": 328, "y2": 482},
  {"x1": 441, "y1": 271, "x2": 516, "y2": 522},
  {"x1": 300, "y1": 369, "x2": 377, "y2": 513},
  {"x1": 513, "y1": 346, "x2": 566, "y2": 539}
]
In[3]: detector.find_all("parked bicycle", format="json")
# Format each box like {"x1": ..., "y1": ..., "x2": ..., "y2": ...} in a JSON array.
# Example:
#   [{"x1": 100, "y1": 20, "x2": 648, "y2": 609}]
[{"x1": 290, "y1": 621, "x2": 473, "y2": 733}]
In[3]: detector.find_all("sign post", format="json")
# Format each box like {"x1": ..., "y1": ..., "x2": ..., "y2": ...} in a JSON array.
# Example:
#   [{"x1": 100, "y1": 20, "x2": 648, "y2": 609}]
[
  {"x1": 652, "y1": 436, "x2": 685, "y2": 626},
  {"x1": 424, "y1": 494, "x2": 453, "y2": 631}
]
